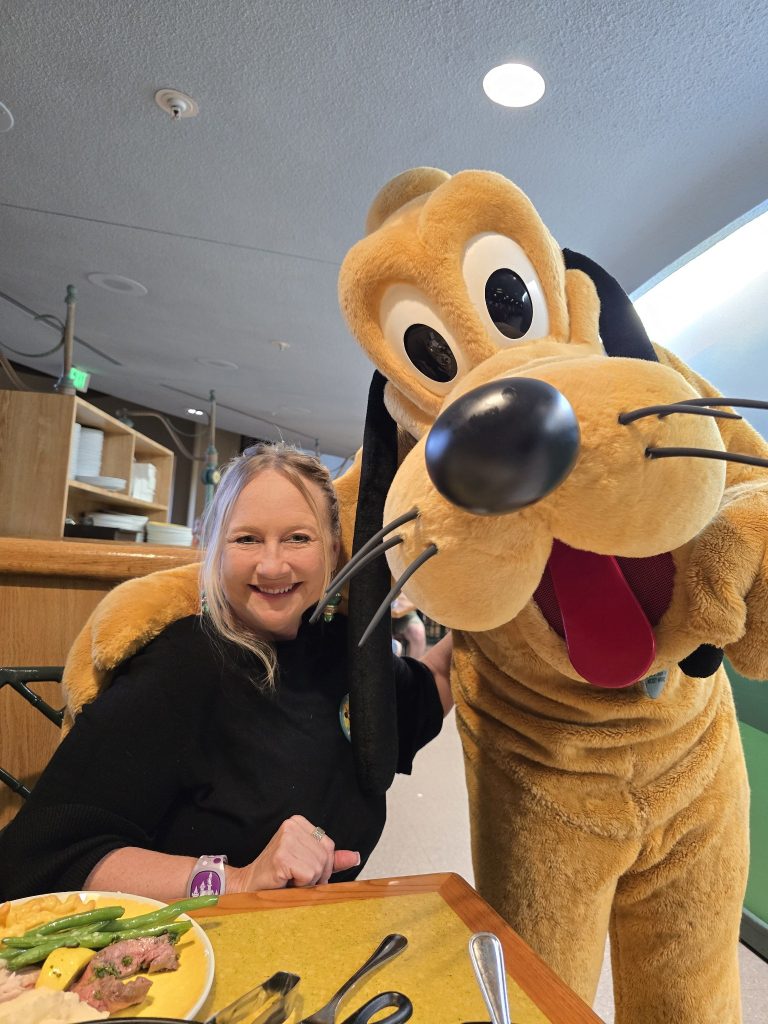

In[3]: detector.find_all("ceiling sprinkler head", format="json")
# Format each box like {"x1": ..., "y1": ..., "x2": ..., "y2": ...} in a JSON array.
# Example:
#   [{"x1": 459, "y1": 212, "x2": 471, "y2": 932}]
[{"x1": 154, "y1": 89, "x2": 199, "y2": 121}]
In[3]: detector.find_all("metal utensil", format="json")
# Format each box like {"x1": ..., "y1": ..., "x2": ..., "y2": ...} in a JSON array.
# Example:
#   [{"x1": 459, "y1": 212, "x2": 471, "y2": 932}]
[
  {"x1": 468, "y1": 932, "x2": 512, "y2": 1024},
  {"x1": 337, "y1": 990, "x2": 412, "y2": 1024},
  {"x1": 206, "y1": 969, "x2": 300, "y2": 1024},
  {"x1": 297, "y1": 933, "x2": 408, "y2": 1024}
]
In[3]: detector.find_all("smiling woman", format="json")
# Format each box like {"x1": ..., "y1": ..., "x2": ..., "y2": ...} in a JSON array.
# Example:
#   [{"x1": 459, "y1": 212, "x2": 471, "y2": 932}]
[
  {"x1": 202, "y1": 446, "x2": 342, "y2": 683},
  {"x1": 0, "y1": 444, "x2": 453, "y2": 906}
]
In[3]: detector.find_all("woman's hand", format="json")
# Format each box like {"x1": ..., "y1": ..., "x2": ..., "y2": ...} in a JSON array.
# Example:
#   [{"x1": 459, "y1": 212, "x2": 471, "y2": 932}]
[
  {"x1": 229, "y1": 815, "x2": 360, "y2": 892},
  {"x1": 420, "y1": 632, "x2": 454, "y2": 715}
]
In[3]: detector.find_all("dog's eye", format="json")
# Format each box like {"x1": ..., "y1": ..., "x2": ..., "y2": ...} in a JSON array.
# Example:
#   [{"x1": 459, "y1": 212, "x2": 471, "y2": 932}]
[
  {"x1": 380, "y1": 283, "x2": 467, "y2": 396},
  {"x1": 463, "y1": 233, "x2": 549, "y2": 345},
  {"x1": 485, "y1": 268, "x2": 533, "y2": 339},
  {"x1": 403, "y1": 325, "x2": 457, "y2": 382}
]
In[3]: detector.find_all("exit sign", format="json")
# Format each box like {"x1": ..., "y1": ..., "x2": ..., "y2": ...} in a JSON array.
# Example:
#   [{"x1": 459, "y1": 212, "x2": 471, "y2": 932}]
[{"x1": 68, "y1": 367, "x2": 90, "y2": 392}]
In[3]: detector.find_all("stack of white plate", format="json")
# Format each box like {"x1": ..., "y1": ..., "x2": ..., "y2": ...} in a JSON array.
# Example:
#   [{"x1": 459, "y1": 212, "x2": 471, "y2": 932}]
[
  {"x1": 75, "y1": 427, "x2": 104, "y2": 477},
  {"x1": 68, "y1": 423, "x2": 82, "y2": 479},
  {"x1": 89, "y1": 513, "x2": 149, "y2": 532},
  {"x1": 146, "y1": 521, "x2": 193, "y2": 547},
  {"x1": 75, "y1": 475, "x2": 127, "y2": 491}
]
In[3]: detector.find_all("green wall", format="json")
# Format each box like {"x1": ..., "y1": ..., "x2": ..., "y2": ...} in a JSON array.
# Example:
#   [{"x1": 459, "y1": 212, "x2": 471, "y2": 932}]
[{"x1": 727, "y1": 663, "x2": 768, "y2": 950}]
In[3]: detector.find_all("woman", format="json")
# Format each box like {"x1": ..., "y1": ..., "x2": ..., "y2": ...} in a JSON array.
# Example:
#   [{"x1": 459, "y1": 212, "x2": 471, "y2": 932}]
[{"x1": 0, "y1": 445, "x2": 452, "y2": 901}]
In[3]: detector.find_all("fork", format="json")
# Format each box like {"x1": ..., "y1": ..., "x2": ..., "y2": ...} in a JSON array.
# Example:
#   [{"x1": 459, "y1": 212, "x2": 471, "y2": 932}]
[{"x1": 297, "y1": 933, "x2": 407, "y2": 1024}]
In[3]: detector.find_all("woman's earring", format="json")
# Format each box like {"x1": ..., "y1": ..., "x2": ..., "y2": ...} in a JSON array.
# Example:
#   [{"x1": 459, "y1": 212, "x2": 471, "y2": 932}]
[
  {"x1": 323, "y1": 593, "x2": 342, "y2": 623},
  {"x1": 200, "y1": 591, "x2": 209, "y2": 615}
]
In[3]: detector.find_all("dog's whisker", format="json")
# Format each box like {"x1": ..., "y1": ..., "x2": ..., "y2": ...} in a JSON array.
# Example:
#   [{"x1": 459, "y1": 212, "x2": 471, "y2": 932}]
[
  {"x1": 673, "y1": 397, "x2": 768, "y2": 412},
  {"x1": 354, "y1": 507, "x2": 419, "y2": 559},
  {"x1": 646, "y1": 447, "x2": 768, "y2": 469},
  {"x1": 619, "y1": 404, "x2": 742, "y2": 425},
  {"x1": 309, "y1": 508, "x2": 419, "y2": 623},
  {"x1": 308, "y1": 535, "x2": 405, "y2": 624},
  {"x1": 357, "y1": 543, "x2": 439, "y2": 648}
]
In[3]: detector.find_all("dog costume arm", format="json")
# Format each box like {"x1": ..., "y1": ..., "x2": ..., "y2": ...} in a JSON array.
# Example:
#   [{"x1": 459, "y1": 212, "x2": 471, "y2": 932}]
[
  {"x1": 657, "y1": 346, "x2": 768, "y2": 680},
  {"x1": 61, "y1": 561, "x2": 201, "y2": 729}
]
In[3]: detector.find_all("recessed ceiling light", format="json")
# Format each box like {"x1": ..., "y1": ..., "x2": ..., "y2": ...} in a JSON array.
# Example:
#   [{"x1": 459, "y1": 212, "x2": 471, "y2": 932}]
[
  {"x1": 86, "y1": 273, "x2": 148, "y2": 296},
  {"x1": 186, "y1": 408, "x2": 205, "y2": 416},
  {"x1": 483, "y1": 63, "x2": 545, "y2": 108},
  {"x1": 196, "y1": 357, "x2": 239, "y2": 370}
]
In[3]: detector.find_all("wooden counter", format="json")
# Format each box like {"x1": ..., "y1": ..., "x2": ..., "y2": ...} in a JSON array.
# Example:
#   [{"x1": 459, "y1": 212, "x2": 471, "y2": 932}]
[{"x1": 0, "y1": 537, "x2": 199, "y2": 826}]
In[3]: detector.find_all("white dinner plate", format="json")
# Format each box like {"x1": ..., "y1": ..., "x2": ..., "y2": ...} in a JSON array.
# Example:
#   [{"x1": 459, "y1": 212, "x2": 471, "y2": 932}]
[
  {"x1": 76, "y1": 475, "x2": 127, "y2": 490},
  {"x1": 0, "y1": 891, "x2": 215, "y2": 1020}
]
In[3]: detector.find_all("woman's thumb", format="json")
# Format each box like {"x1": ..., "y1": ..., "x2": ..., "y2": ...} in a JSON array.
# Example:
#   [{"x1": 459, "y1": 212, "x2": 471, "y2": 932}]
[{"x1": 332, "y1": 849, "x2": 361, "y2": 872}]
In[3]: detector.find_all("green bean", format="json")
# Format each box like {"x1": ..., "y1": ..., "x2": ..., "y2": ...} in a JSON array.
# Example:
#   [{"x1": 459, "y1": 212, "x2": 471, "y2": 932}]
[
  {"x1": 76, "y1": 921, "x2": 192, "y2": 946},
  {"x1": 2, "y1": 935, "x2": 46, "y2": 948},
  {"x1": 2, "y1": 920, "x2": 194, "y2": 970},
  {"x1": 26, "y1": 906, "x2": 125, "y2": 937},
  {"x1": 101, "y1": 894, "x2": 217, "y2": 932},
  {"x1": 3, "y1": 938, "x2": 80, "y2": 970},
  {"x1": 110, "y1": 921, "x2": 193, "y2": 942}
]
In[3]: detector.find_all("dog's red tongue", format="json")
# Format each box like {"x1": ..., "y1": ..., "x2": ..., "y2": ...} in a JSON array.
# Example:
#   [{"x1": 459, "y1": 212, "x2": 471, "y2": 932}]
[{"x1": 548, "y1": 539, "x2": 656, "y2": 687}]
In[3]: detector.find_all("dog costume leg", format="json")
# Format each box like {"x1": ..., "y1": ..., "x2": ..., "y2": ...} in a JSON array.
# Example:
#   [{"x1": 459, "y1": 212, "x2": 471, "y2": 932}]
[
  {"x1": 464, "y1": 750, "x2": 638, "y2": 1004},
  {"x1": 609, "y1": 701, "x2": 749, "y2": 1024}
]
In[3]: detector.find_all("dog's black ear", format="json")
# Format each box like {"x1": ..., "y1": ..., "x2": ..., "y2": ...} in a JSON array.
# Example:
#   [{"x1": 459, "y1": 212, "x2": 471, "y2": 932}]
[
  {"x1": 347, "y1": 371, "x2": 400, "y2": 795},
  {"x1": 562, "y1": 248, "x2": 658, "y2": 363}
]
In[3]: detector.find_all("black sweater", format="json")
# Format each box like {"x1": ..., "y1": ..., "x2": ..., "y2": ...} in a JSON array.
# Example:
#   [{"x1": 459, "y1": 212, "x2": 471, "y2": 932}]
[{"x1": 0, "y1": 613, "x2": 443, "y2": 899}]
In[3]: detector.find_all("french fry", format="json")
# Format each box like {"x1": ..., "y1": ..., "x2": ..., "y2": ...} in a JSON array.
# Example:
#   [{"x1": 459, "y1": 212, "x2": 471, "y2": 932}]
[{"x1": 0, "y1": 895, "x2": 96, "y2": 939}]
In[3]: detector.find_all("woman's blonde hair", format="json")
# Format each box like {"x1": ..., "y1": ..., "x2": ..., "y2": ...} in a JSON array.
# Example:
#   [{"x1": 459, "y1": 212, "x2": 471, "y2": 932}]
[{"x1": 200, "y1": 442, "x2": 341, "y2": 686}]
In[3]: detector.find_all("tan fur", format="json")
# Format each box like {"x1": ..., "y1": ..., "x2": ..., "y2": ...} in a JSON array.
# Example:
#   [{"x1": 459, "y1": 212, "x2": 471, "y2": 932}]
[
  {"x1": 61, "y1": 561, "x2": 200, "y2": 729},
  {"x1": 336, "y1": 168, "x2": 767, "y2": 1022}
]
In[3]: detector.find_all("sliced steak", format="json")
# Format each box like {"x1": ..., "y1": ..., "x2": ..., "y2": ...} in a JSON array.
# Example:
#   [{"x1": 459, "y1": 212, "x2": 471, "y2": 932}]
[
  {"x1": 71, "y1": 933, "x2": 179, "y2": 1012},
  {"x1": 77, "y1": 933, "x2": 180, "y2": 985},
  {"x1": 72, "y1": 972, "x2": 152, "y2": 1013}
]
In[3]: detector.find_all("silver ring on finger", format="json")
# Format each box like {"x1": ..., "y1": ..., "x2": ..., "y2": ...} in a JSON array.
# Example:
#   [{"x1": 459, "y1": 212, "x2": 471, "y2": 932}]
[{"x1": 311, "y1": 825, "x2": 326, "y2": 842}]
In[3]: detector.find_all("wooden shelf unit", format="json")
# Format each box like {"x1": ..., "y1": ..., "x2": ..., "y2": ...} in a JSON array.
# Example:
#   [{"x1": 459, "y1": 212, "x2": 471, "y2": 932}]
[{"x1": 0, "y1": 391, "x2": 175, "y2": 539}]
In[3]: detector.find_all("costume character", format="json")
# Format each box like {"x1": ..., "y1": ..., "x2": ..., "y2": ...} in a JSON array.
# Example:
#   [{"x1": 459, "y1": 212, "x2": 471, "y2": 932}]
[{"x1": 322, "y1": 168, "x2": 768, "y2": 1023}]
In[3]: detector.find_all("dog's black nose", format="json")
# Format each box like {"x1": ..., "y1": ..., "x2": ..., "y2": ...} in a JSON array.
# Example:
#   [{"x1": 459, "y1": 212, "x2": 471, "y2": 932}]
[{"x1": 424, "y1": 377, "x2": 580, "y2": 514}]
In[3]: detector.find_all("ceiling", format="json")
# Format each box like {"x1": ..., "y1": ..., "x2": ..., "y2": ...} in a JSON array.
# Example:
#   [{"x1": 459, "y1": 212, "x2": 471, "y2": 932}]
[{"x1": 2, "y1": 0, "x2": 767, "y2": 456}]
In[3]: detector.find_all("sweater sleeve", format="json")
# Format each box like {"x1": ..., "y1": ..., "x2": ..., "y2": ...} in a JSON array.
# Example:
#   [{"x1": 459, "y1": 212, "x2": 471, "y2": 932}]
[
  {"x1": 393, "y1": 655, "x2": 444, "y2": 775},
  {"x1": 0, "y1": 621, "x2": 201, "y2": 900}
]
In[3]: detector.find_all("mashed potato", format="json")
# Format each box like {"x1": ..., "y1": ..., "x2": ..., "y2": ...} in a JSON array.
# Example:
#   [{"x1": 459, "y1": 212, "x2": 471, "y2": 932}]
[{"x1": 0, "y1": 987, "x2": 108, "y2": 1024}]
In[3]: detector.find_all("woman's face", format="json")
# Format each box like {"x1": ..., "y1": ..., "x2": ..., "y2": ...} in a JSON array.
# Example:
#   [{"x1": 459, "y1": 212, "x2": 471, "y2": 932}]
[{"x1": 221, "y1": 468, "x2": 339, "y2": 641}]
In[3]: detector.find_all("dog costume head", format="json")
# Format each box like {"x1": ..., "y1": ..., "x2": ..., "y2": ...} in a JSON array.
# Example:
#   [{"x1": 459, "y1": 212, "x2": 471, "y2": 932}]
[{"x1": 336, "y1": 169, "x2": 768, "y2": 759}]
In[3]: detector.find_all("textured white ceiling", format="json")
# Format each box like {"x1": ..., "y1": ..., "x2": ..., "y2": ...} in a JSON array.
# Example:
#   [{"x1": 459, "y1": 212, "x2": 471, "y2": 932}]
[{"x1": 1, "y1": 0, "x2": 767, "y2": 454}]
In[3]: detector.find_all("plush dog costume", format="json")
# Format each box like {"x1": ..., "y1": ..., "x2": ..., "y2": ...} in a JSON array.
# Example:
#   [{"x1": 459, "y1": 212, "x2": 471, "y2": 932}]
[
  {"x1": 63, "y1": 169, "x2": 767, "y2": 1023},
  {"x1": 329, "y1": 169, "x2": 768, "y2": 1023}
]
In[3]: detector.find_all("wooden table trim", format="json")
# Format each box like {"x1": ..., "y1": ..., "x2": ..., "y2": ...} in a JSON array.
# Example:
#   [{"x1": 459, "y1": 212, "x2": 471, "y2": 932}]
[
  {"x1": 0, "y1": 536, "x2": 199, "y2": 580},
  {"x1": 192, "y1": 872, "x2": 603, "y2": 1023}
]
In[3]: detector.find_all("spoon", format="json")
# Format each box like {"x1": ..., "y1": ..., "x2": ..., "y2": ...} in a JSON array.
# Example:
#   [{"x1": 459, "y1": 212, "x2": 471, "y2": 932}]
[{"x1": 468, "y1": 932, "x2": 512, "y2": 1024}]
